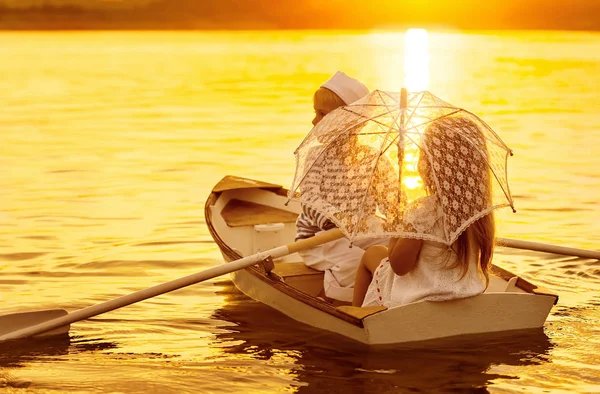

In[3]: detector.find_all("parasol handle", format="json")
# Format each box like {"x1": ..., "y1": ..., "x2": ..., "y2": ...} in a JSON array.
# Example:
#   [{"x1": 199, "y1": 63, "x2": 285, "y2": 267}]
[{"x1": 397, "y1": 88, "x2": 408, "y2": 204}]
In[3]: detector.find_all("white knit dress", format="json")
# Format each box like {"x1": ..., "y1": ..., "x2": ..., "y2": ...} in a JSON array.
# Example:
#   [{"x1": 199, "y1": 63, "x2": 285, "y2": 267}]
[{"x1": 362, "y1": 196, "x2": 486, "y2": 308}]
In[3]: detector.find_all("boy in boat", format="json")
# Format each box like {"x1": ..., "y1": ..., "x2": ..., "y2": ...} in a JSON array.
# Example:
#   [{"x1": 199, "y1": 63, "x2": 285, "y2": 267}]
[{"x1": 296, "y1": 71, "x2": 394, "y2": 304}]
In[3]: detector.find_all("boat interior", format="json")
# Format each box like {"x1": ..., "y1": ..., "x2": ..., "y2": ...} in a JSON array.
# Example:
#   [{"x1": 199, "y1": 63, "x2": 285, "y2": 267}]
[{"x1": 208, "y1": 183, "x2": 530, "y2": 306}]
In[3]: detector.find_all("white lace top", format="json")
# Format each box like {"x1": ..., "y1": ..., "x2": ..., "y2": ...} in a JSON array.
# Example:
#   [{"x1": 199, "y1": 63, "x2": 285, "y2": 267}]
[{"x1": 362, "y1": 195, "x2": 486, "y2": 308}]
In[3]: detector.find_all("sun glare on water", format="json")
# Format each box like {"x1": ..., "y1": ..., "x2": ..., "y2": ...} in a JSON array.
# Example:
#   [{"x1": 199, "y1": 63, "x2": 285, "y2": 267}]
[
  {"x1": 400, "y1": 28, "x2": 430, "y2": 197},
  {"x1": 367, "y1": 28, "x2": 430, "y2": 199},
  {"x1": 404, "y1": 28, "x2": 430, "y2": 92}
]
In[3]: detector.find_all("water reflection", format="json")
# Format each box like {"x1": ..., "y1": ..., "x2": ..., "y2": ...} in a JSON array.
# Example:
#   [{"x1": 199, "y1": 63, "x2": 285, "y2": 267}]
[{"x1": 210, "y1": 282, "x2": 553, "y2": 393}]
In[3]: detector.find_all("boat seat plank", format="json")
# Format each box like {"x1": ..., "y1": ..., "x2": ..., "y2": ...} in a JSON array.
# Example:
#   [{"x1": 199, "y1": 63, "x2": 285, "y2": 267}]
[
  {"x1": 337, "y1": 305, "x2": 387, "y2": 320},
  {"x1": 221, "y1": 199, "x2": 299, "y2": 227},
  {"x1": 273, "y1": 262, "x2": 322, "y2": 277},
  {"x1": 491, "y1": 264, "x2": 558, "y2": 301},
  {"x1": 505, "y1": 276, "x2": 519, "y2": 292},
  {"x1": 212, "y1": 175, "x2": 283, "y2": 193}
]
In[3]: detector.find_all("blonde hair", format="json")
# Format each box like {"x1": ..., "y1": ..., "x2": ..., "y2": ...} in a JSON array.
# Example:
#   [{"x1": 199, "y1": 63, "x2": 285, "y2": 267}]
[
  {"x1": 313, "y1": 87, "x2": 346, "y2": 109},
  {"x1": 421, "y1": 116, "x2": 496, "y2": 285}
]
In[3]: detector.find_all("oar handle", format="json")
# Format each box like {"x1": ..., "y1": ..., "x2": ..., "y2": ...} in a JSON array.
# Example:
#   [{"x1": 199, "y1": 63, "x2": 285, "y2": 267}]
[
  {"x1": 497, "y1": 237, "x2": 600, "y2": 260},
  {"x1": 1, "y1": 229, "x2": 345, "y2": 342}
]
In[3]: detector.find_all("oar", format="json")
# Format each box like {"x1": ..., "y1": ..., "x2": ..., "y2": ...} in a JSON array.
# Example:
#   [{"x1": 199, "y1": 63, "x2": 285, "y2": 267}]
[
  {"x1": 497, "y1": 237, "x2": 600, "y2": 260},
  {"x1": 0, "y1": 229, "x2": 344, "y2": 342}
]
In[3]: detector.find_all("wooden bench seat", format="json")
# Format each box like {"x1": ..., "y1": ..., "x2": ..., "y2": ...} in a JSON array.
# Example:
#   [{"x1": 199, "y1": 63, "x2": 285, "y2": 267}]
[
  {"x1": 337, "y1": 305, "x2": 387, "y2": 319},
  {"x1": 221, "y1": 199, "x2": 299, "y2": 227},
  {"x1": 271, "y1": 262, "x2": 323, "y2": 297}
]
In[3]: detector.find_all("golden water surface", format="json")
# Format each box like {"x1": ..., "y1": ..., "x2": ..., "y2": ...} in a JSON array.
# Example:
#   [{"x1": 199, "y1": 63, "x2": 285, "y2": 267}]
[{"x1": 0, "y1": 30, "x2": 599, "y2": 393}]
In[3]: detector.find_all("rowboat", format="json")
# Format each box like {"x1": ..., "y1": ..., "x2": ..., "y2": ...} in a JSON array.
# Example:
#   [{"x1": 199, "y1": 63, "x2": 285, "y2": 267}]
[{"x1": 205, "y1": 175, "x2": 559, "y2": 345}]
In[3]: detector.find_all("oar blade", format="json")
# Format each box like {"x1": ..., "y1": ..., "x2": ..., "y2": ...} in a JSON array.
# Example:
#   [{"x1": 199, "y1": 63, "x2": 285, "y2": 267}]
[{"x1": 0, "y1": 309, "x2": 70, "y2": 338}]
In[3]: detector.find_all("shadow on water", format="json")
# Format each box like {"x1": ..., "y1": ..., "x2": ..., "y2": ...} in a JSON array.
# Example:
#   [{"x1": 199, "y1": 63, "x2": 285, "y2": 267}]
[
  {"x1": 210, "y1": 281, "x2": 554, "y2": 394},
  {"x1": 0, "y1": 334, "x2": 118, "y2": 368},
  {"x1": 0, "y1": 334, "x2": 118, "y2": 389}
]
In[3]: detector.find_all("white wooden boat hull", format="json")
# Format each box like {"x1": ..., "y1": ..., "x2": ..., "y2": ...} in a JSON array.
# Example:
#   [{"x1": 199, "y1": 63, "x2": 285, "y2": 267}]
[{"x1": 206, "y1": 176, "x2": 558, "y2": 345}]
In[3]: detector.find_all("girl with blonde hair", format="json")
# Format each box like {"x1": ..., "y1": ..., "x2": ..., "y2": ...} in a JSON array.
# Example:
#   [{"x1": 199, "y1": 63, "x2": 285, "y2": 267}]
[{"x1": 353, "y1": 116, "x2": 496, "y2": 307}]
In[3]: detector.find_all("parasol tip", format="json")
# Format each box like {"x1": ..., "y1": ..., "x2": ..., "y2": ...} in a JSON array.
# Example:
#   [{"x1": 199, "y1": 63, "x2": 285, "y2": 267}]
[{"x1": 400, "y1": 88, "x2": 408, "y2": 109}]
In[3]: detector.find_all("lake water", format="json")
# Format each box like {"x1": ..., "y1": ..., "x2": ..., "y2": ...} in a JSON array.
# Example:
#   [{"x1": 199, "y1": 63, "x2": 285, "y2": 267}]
[{"x1": 0, "y1": 30, "x2": 599, "y2": 393}]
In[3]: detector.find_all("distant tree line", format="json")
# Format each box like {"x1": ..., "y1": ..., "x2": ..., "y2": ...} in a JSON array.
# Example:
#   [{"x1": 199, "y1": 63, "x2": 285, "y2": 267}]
[{"x1": 0, "y1": 0, "x2": 598, "y2": 30}]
